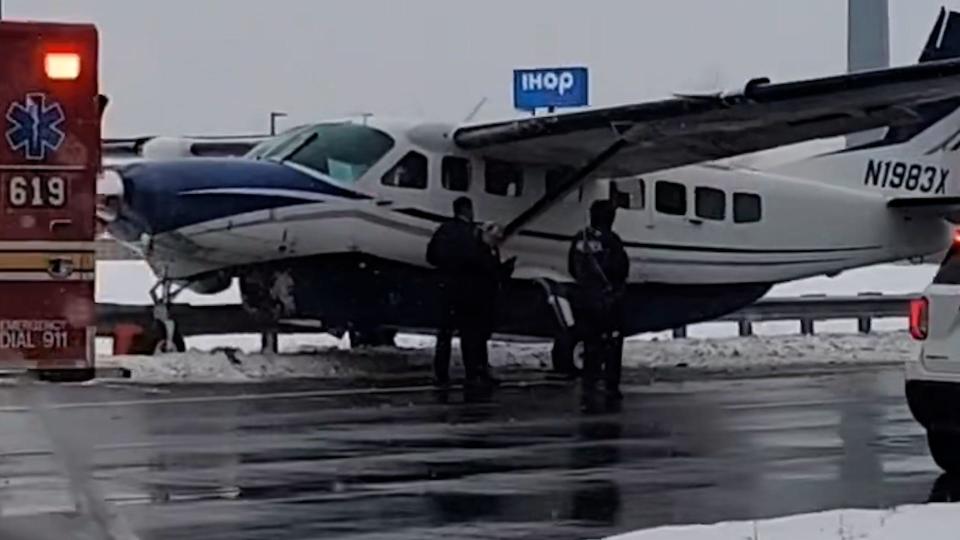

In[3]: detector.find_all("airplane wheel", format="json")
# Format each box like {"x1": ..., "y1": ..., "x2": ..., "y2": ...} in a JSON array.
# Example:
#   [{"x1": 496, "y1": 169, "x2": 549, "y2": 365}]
[
  {"x1": 130, "y1": 320, "x2": 186, "y2": 355},
  {"x1": 349, "y1": 328, "x2": 397, "y2": 348},
  {"x1": 928, "y1": 429, "x2": 960, "y2": 474}
]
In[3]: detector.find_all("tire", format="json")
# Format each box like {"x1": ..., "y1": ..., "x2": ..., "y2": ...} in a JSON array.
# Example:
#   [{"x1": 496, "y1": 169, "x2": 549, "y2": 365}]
[
  {"x1": 130, "y1": 320, "x2": 186, "y2": 355},
  {"x1": 34, "y1": 368, "x2": 95, "y2": 383},
  {"x1": 349, "y1": 328, "x2": 397, "y2": 348},
  {"x1": 928, "y1": 429, "x2": 960, "y2": 474}
]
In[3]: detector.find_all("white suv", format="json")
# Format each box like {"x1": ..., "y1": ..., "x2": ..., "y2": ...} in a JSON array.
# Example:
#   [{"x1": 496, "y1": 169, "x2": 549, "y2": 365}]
[{"x1": 907, "y1": 245, "x2": 960, "y2": 474}]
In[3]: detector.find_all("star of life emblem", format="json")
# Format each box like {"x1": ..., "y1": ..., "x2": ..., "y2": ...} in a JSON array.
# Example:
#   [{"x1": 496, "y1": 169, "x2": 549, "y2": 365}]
[{"x1": 5, "y1": 93, "x2": 66, "y2": 160}]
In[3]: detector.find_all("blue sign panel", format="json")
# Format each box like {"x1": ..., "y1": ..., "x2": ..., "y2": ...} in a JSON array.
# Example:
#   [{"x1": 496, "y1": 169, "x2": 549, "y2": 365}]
[{"x1": 513, "y1": 67, "x2": 589, "y2": 111}]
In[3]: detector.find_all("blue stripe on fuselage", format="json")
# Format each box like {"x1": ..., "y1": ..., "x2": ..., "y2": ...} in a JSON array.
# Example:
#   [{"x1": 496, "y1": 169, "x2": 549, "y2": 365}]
[{"x1": 118, "y1": 158, "x2": 370, "y2": 234}]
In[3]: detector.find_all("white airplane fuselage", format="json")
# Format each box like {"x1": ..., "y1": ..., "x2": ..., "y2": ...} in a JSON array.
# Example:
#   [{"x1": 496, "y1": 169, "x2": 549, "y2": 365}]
[{"x1": 103, "y1": 118, "x2": 953, "y2": 337}]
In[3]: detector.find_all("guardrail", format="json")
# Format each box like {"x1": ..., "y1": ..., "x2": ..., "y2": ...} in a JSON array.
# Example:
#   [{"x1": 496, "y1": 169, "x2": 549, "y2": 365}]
[
  {"x1": 95, "y1": 292, "x2": 919, "y2": 349},
  {"x1": 671, "y1": 293, "x2": 914, "y2": 338}
]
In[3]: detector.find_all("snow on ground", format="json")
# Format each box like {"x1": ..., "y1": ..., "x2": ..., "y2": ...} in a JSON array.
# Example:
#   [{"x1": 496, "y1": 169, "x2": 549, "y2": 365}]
[
  {"x1": 603, "y1": 504, "x2": 959, "y2": 540},
  {"x1": 99, "y1": 331, "x2": 918, "y2": 383}
]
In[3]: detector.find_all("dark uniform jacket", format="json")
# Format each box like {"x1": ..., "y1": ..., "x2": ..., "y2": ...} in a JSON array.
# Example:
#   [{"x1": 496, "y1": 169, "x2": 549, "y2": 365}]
[
  {"x1": 426, "y1": 218, "x2": 504, "y2": 332},
  {"x1": 568, "y1": 226, "x2": 629, "y2": 333},
  {"x1": 568, "y1": 226, "x2": 629, "y2": 293}
]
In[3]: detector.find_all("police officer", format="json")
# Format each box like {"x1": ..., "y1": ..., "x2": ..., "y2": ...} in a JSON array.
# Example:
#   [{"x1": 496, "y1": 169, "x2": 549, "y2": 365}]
[
  {"x1": 568, "y1": 199, "x2": 629, "y2": 400},
  {"x1": 427, "y1": 197, "x2": 513, "y2": 388}
]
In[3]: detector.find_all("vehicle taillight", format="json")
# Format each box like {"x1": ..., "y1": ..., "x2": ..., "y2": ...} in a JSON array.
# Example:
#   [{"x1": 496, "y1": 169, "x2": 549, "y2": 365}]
[{"x1": 910, "y1": 297, "x2": 929, "y2": 340}]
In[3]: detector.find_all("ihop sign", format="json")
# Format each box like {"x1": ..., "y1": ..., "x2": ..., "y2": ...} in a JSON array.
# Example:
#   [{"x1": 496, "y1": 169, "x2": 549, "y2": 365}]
[{"x1": 513, "y1": 67, "x2": 589, "y2": 111}]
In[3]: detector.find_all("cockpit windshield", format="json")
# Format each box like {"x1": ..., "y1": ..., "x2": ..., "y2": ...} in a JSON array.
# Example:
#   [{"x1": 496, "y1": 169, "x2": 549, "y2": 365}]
[{"x1": 247, "y1": 123, "x2": 395, "y2": 182}]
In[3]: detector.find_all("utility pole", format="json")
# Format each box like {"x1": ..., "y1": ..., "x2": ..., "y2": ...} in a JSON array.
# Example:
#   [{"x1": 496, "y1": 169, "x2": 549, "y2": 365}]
[
  {"x1": 846, "y1": 0, "x2": 889, "y2": 148},
  {"x1": 269, "y1": 111, "x2": 287, "y2": 136}
]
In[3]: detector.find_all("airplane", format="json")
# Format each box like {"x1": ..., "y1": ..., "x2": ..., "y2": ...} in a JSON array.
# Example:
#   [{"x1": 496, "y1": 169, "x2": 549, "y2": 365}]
[{"x1": 98, "y1": 8, "x2": 960, "y2": 355}]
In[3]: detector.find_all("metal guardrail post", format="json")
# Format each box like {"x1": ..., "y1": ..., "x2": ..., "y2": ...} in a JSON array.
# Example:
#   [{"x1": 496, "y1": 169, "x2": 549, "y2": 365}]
[
  {"x1": 858, "y1": 316, "x2": 872, "y2": 334},
  {"x1": 738, "y1": 320, "x2": 753, "y2": 337},
  {"x1": 801, "y1": 318, "x2": 815, "y2": 336},
  {"x1": 261, "y1": 332, "x2": 278, "y2": 354}
]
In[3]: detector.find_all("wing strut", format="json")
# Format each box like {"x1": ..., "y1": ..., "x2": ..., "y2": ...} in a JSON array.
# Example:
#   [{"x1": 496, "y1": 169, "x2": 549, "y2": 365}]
[{"x1": 499, "y1": 135, "x2": 630, "y2": 243}]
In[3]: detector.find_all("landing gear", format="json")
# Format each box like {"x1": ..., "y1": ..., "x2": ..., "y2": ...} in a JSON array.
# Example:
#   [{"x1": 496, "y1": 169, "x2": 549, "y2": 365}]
[
  {"x1": 551, "y1": 331, "x2": 582, "y2": 378},
  {"x1": 928, "y1": 429, "x2": 960, "y2": 474},
  {"x1": 348, "y1": 327, "x2": 397, "y2": 348},
  {"x1": 144, "y1": 278, "x2": 188, "y2": 354}
]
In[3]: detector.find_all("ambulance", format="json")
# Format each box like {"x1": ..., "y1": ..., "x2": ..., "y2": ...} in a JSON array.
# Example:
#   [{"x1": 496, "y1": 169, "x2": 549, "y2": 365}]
[{"x1": 0, "y1": 20, "x2": 100, "y2": 380}]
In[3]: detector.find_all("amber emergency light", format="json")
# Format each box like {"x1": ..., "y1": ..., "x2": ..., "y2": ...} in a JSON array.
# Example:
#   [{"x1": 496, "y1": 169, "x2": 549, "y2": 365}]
[{"x1": 44, "y1": 52, "x2": 81, "y2": 80}]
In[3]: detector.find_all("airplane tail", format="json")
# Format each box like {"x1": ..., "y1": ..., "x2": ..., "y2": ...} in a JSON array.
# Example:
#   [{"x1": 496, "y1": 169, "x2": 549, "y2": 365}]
[{"x1": 769, "y1": 8, "x2": 960, "y2": 197}]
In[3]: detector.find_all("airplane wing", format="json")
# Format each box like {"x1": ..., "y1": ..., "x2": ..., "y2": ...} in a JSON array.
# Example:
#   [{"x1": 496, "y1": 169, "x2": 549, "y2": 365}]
[
  {"x1": 102, "y1": 134, "x2": 270, "y2": 162},
  {"x1": 454, "y1": 58, "x2": 960, "y2": 237}
]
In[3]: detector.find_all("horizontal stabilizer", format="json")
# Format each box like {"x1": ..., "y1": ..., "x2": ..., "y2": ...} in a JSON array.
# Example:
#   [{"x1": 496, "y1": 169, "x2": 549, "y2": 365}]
[{"x1": 887, "y1": 196, "x2": 960, "y2": 216}]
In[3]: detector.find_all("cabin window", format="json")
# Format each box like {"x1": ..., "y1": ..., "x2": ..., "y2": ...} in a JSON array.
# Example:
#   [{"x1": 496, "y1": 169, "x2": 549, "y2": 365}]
[
  {"x1": 655, "y1": 181, "x2": 686, "y2": 215},
  {"x1": 545, "y1": 166, "x2": 575, "y2": 195},
  {"x1": 733, "y1": 192, "x2": 762, "y2": 223},
  {"x1": 381, "y1": 151, "x2": 428, "y2": 189},
  {"x1": 442, "y1": 157, "x2": 471, "y2": 192},
  {"x1": 611, "y1": 178, "x2": 645, "y2": 210},
  {"x1": 485, "y1": 159, "x2": 524, "y2": 197},
  {"x1": 695, "y1": 187, "x2": 726, "y2": 220}
]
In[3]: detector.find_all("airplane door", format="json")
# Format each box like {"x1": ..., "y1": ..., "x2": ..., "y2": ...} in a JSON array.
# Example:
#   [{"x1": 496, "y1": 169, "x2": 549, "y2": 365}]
[{"x1": 0, "y1": 21, "x2": 99, "y2": 379}]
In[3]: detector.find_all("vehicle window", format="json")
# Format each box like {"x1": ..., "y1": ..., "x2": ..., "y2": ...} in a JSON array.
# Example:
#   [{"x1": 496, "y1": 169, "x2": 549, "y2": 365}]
[
  {"x1": 245, "y1": 124, "x2": 313, "y2": 160},
  {"x1": 695, "y1": 187, "x2": 725, "y2": 220},
  {"x1": 612, "y1": 178, "x2": 645, "y2": 210},
  {"x1": 442, "y1": 156, "x2": 471, "y2": 192},
  {"x1": 381, "y1": 151, "x2": 428, "y2": 189},
  {"x1": 545, "y1": 166, "x2": 575, "y2": 195},
  {"x1": 655, "y1": 181, "x2": 686, "y2": 215},
  {"x1": 485, "y1": 159, "x2": 524, "y2": 197},
  {"x1": 274, "y1": 123, "x2": 395, "y2": 182},
  {"x1": 934, "y1": 249, "x2": 960, "y2": 284},
  {"x1": 733, "y1": 192, "x2": 762, "y2": 223}
]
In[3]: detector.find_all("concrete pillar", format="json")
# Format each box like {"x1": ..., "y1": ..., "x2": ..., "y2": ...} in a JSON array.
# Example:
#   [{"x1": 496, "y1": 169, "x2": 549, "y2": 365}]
[
  {"x1": 261, "y1": 331, "x2": 279, "y2": 354},
  {"x1": 672, "y1": 326, "x2": 687, "y2": 339},
  {"x1": 858, "y1": 317, "x2": 872, "y2": 334},
  {"x1": 801, "y1": 318, "x2": 815, "y2": 336},
  {"x1": 738, "y1": 320, "x2": 753, "y2": 337}
]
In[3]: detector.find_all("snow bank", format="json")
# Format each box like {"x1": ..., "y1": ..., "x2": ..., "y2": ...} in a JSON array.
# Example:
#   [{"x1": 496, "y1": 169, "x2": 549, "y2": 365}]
[
  {"x1": 604, "y1": 504, "x2": 959, "y2": 540},
  {"x1": 98, "y1": 331, "x2": 918, "y2": 383}
]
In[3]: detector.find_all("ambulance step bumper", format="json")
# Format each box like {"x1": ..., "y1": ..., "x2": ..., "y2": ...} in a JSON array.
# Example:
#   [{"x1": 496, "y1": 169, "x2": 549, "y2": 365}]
[{"x1": 0, "y1": 366, "x2": 130, "y2": 382}]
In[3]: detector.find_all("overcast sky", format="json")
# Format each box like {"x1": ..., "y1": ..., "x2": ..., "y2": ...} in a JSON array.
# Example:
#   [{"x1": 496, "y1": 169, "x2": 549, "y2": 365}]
[{"x1": 7, "y1": 0, "x2": 960, "y2": 137}]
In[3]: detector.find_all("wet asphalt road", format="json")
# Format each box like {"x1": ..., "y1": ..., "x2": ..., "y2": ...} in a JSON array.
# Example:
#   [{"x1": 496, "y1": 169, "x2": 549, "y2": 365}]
[{"x1": 0, "y1": 367, "x2": 956, "y2": 540}]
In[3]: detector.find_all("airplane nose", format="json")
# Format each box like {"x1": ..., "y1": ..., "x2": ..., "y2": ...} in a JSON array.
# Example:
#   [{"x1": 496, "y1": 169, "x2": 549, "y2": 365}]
[
  {"x1": 99, "y1": 157, "x2": 335, "y2": 241},
  {"x1": 98, "y1": 165, "x2": 153, "y2": 243}
]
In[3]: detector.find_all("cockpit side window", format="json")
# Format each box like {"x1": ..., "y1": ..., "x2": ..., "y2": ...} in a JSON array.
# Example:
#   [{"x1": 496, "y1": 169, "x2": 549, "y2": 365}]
[
  {"x1": 382, "y1": 151, "x2": 428, "y2": 189},
  {"x1": 442, "y1": 157, "x2": 471, "y2": 192},
  {"x1": 485, "y1": 159, "x2": 524, "y2": 197},
  {"x1": 267, "y1": 123, "x2": 395, "y2": 182}
]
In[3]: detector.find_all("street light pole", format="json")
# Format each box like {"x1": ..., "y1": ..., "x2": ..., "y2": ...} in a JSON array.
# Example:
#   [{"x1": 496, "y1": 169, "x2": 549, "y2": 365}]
[{"x1": 269, "y1": 111, "x2": 287, "y2": 136}]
